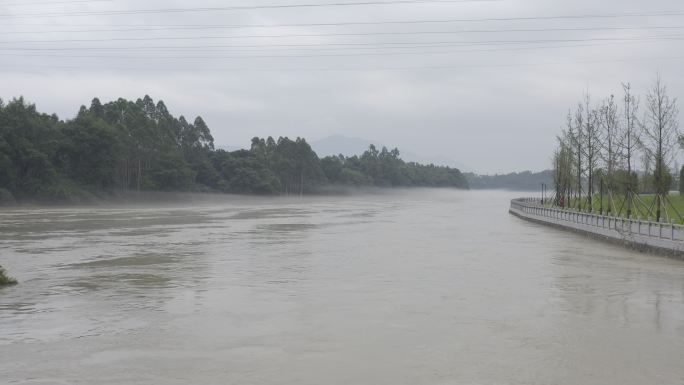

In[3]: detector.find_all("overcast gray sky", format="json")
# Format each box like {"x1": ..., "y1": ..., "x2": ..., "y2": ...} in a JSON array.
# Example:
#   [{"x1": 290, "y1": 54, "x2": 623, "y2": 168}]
[{"x1": 1, "y1": 0, "x2": 683, "y2": 173}]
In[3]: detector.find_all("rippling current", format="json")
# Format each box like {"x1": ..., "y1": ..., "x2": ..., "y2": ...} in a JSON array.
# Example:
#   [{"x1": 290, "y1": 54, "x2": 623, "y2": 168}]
[{"x1": 1, "y1": 189, "x2": 683, "y2": 385}]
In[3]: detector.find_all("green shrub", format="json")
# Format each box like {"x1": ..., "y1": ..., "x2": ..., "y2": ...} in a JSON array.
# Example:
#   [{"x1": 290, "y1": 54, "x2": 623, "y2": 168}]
[
  {"x1": 0, "y1": 265, "x2": 17, "y2": 287},
  {"x1": 42, "y1": 179, "x2": 96, "y2": 203}
]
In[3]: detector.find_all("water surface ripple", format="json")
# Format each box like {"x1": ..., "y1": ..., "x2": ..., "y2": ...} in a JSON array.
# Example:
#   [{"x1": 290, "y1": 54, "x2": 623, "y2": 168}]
[{"x1": 1, "y1": 190, "x2": 683, "y2": 384}]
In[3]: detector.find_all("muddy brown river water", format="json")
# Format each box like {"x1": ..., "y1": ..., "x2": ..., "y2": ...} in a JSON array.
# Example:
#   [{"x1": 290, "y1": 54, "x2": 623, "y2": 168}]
[{"x1": 1, "y1": 189, "x2": 683, "y2": 384}]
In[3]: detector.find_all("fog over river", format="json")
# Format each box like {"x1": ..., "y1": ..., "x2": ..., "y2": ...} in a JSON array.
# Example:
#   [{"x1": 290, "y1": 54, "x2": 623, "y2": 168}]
[{"x1": 1, "y1": 189, "x2": 683, "y2": 385}]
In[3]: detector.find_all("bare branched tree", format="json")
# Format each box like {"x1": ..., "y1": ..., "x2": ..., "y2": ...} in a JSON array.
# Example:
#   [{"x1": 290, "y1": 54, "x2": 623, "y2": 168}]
[
  {"x1": 641, "y1": 74, "x2": 680, "y2": 221},
  {"x1": 553, "y1": 129, "x2": 575, "y2": 207},
  {"x1": 598, "y1": 94, "x2": 619, "y2": 214},
  {"x1": 581, "y1": 93, "x2": 602, "y2": 212},
  {"x1": 569, "y1": 105, "x2": 584, "y2": 209},
  {"x1": 617, "y1": 82, "x2": 640, "y2": 217}
]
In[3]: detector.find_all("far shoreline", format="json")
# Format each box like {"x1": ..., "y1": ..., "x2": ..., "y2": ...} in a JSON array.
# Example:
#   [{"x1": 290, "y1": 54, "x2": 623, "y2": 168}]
[{"x1": 0, "y1": 185, "x2": 479, "y2": 208}]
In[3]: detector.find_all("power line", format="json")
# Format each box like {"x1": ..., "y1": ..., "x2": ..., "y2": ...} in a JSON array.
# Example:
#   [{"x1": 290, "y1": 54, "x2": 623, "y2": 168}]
[
  {"x1": 0, "y1": 35, "x2": 682, "y2": 50},
  {"x1": 1, "y1": 40, "x2": 677, "y2": 60},
  {"x1": 0, "y1": 0, "x2": 112, "y2": 5},
  {"x1": 3, "y1": 30, "x2": 680, "y2": 44},
  {"x1": 0, "y1": 39, "x2": 644, "y2": 54},
  {"x1": 0, "y1": 0, "x2": 498, "y2": 19},
  {"x1": 1, "y1": 55, "x2": 683, "y2": 72},
  {"x1": 2, "y1": 25, "x2": 684, "y2": 37},
  {"x1": 1, "y1": 10, "x2": 683, "y2": 25}
]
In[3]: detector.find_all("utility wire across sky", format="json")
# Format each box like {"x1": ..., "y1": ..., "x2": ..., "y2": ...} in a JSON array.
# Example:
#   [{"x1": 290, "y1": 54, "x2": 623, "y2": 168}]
[
  {"x1": 2, "y1": 25, "x2": 684, "y2": 36},
  {"x1": 1, "y1": 35, "x2": 682, "y2": 49},
  {"x1": 0, "y1": 3, "x2": 682, "y2": 74},
  {"x1": 0, "y1": 0, "x2": 499, "y2": 19},
  {"x1": 1, "y1": 40, "x2": 681, "y2": 61},
  {"x1": 0, "y1": 0, "x2": 112, "y2": 6},
  {"x1": 2, "y1": 10, "x2": 684, "y2": 26},
  {"x1": 2, "y1": 54, "x2": 683, "y2": 73}
]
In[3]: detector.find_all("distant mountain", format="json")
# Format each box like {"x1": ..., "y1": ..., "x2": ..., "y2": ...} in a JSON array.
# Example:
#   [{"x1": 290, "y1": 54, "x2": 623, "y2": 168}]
[
  {"x1": 465, "y1": 170, "x2": 553, "y2": 191},
  {"x1": 311, "y1": 134, "x2": 470, "y2": 171}
]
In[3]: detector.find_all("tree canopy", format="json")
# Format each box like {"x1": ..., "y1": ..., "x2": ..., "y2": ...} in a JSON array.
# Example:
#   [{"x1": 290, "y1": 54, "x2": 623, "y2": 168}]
[
  {"x1": 0, "y1": 96, "x2": 468, "y2": 203},
  {"x1": 465, "y1": 170, "x2": 553, "y2": 191}
]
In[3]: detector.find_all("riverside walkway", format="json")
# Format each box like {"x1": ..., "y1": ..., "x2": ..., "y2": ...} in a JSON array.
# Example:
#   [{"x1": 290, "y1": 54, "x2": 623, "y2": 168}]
[{"x1": 509, "y1": 197, "x2": 684, "y2": 258}]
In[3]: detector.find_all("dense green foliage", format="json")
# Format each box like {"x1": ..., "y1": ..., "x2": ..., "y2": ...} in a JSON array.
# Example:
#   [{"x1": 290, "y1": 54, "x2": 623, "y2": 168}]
[
  {"x1": 465, "y1": 170, "x2": 553, "y2": 191},
  {"x1": 320, "y1": 145, "x2": 468, "y2": 188},
  {"x1": 0, "y1": 265, "x2": 17, "y2": 287},
  {"x1": 0, "y1": 96, "x2": 467, "y2": 202}
]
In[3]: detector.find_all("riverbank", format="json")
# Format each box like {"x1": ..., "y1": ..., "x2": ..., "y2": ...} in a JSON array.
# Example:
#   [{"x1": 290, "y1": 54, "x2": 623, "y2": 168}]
[
  {"x1": 509, "y1": 198, "x2": 684, "y2": 260},
  {"x1": 566, "y1": 193, "x2": 684, "y2": 224},
  {"x1": 0, "y1": 186, "x2": 469, "y2": 207}
]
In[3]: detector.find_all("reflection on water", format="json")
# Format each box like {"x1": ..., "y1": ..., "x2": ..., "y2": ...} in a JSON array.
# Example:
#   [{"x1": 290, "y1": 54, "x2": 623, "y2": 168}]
[
  {"x1": 1, "y1": 190, "x2": 683, "y2": 385},
  {"x1": 68, "y1": 253, "x2": 180, "y2": 268}
]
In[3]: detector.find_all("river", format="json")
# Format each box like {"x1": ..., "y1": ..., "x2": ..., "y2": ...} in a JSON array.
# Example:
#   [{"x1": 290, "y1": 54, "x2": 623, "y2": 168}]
[{"x1": 1, "y1": 189, "x2": 683, "y2": 385}]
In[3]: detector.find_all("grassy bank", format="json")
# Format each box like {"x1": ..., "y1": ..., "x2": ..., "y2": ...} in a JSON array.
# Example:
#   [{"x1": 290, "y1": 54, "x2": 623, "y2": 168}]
[{"x1": 554, "y1": 194, "x2": 684, "y2": 224}]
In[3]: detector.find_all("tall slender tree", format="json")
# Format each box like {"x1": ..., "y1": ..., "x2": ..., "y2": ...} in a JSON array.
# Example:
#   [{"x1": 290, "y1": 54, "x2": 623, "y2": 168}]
[
  {"x1": 618, "y1": 82, "x2": 640, "y2": 218},
  {"x1": 641, "y1": 75, "x2": 680, "y2": 222},
  {"x1": 568, "y1": 106, "x2": 584, "y2": 209},
  {"x1": 598, "y1": 95, "x2": 618, "y2": 214},
  {"x1": 581, "y1": 93, "x2": 602, "y2": 212},
  {"x1": 553, "y1": 132, "x2": 574, "y2": 208}
]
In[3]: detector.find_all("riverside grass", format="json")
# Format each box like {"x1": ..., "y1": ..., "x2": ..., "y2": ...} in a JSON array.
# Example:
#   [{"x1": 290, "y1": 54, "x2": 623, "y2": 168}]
[
  {"x1": 0, "y1": 265, "x2": 17, "y2": 287},
  {"x1": 557, "y1": 194, "x2": 684, "y2": 224}
]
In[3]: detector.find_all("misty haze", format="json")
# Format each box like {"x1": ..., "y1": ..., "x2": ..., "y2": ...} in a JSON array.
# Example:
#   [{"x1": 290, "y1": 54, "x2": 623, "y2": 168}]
[{"x1": 1, "y1": 1, "x2": 683, "y2": 384}]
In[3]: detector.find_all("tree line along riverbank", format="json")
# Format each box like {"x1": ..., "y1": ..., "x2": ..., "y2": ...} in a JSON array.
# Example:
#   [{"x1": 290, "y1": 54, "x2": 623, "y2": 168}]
[
  {"x1": 551, "y1": 75, "x2": 682, "y2": 223},
  {"x1": 0, "y1": 95, "x2": 468, "y2": 204}
]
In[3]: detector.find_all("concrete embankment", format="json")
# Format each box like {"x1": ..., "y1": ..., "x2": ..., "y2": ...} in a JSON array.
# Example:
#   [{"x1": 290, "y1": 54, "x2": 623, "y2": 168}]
[{"x1": 509, "y1": 198, "x2": 684, "y2": 259}]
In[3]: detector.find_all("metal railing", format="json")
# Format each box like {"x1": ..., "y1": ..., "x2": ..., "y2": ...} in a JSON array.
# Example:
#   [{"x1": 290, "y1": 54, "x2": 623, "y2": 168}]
[{"x1": 510, "y1": 198, "x2": 684, "y2": 242}]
